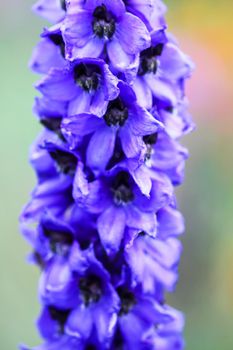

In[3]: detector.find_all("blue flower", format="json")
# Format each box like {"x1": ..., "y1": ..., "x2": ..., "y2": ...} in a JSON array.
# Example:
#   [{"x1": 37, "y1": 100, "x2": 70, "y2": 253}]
[
  {"x1": 61, "y1": 0, "x2": 151, "y2": 69},
  {"x1": 21, "y1": 132, "x2": 74, "y2": 222},
  {"x1": 133, "y1": 30, "x2": 194, "y2": 110},
  {"x1": 62, "y1": 82, "x2": 163, "y2": 173},
  {"x1": 114, "y1": 285, "x2": 183, "y2": 350},
  {"x1": 30, "y1": 26, "x2": 67, "y2": 74},
  {"x1": 39, "y1": 245, "x2": 120, "y2": 346},
  {"x1": 36, "y1": 58, "x2": 119, "y2": 117}
]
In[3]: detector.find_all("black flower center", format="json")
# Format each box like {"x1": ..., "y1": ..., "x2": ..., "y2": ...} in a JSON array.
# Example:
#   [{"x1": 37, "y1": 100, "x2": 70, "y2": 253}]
[
  {"x1": 165, "y1": 105, "x2": 174, "y2": 113},
  {"x1": 104, "y1": 98, "x2": 128, "y2": 127},
  {"x1": 117, "y1": 287, "x2": 136, "y2": 316},
  {"x1": 138, "y1": 231, "x2": 146, "y2": 238},
  {"x1": 138, "y1": 44, "x2": 164, "y2": 76},
  {"x1": 107, "y1": 143, "x2": 124, "y2": 170},
  {"x1": 86, "y1": 346, "x2": 96, "y2": 350},
  {"x1": 49, "y1": 33, "x2": 65, "y2": 58},
  {"x1": 60, "y1": 0, "x2": 67, "y2": 11},
  {"x1": 33, "y1": 251, "x2": 45, "y2": 270},
  {"x1": 79, "y1": 275, "x2": 102, "y2": 306},
  {"x1": 112, "y1": 172, "x2": 134, "y2": 205},
  {"x1": 49, "y1": 306, "x2": 70, "y2": 334},
  {"x1": 113, "y1": 328, "x2": 124, "y2": 350},
  {"x1": 74, "y1": 63, "x2": 100, "y2": 92},
  {"x1": 40, "y1": 117, "x2": 65, "y2": 141},
  {"x1": 44, "y1": 228, "x2": 74, "y2": 256},
  {"x1": 143, "y1": 132, "x2": 158, "y2": 160},
  {"x1": 41, "y1": 117, "x2": 62, "y2": 133},
  {"x1": 49, "y1": 149, "x2": 78, "y2": 175},
  {"x1": 92, "y1": 5, "x2": 116, "y2": 39}
]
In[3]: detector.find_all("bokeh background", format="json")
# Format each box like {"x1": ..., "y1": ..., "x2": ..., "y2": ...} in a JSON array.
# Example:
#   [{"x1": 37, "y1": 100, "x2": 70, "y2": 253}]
[{"x1": 1, "y1": 0, "x2": 233, "y2": 349}]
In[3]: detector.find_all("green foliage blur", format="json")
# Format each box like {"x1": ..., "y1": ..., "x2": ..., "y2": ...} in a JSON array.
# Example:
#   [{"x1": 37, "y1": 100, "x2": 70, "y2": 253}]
[{"x1": 0, "y1": 1, "x2": 233, "y2": 349}]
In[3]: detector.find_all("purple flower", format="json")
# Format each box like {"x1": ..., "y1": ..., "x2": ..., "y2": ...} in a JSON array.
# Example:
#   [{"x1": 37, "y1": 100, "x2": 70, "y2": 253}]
[
  {"x1": 62, "y1": 82, "x2": 163, "y2": 173},
  {"x1": 143, "y1": 131, "x2": 189, "y2": 185},
  {"x1": 36, "y1": 58, "x2": 119, "y2": 117},
  {"x1": 30, "y1": 25, "x2": 67, "y2": 74},
  {"x1": 142, "y1": 306, "x2": 185, "y2": 349},
  {"x1": 125, "y1": 234, "x2": 182, "y2": 293},
  {"x1": 73, "y1": 163, "x2": 173, "y2": 254},
  {"x1": 61, "y1": 0, "x2": 151, "y2": 69},
  {"x1": 39, "y1": 244, "x2": 120, "y2": 346},
  {"x1": 114, "y1": 285, "x2": 182, "y2": 349},
  {"x1": 20, "y1": 132, "x2": 74, "y2": 222},
  {"x1": 133, "y1": 30, "x2": 193, "y2": 109},
  {"x1": 21, "y1": 0, "x2": 194, "y2": 348}
]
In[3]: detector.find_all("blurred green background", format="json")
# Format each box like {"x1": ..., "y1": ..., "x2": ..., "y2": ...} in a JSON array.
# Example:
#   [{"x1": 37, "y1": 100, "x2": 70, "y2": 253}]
[{"x1": 1, "y1": 1, "x2": 233, "y2": 349}]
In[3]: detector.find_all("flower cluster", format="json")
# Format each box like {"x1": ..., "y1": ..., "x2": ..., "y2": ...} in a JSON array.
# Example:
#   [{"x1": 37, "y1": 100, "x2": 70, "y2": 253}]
[{"x1": 21, "y1": 0, "x2": 194, "y2": 349}]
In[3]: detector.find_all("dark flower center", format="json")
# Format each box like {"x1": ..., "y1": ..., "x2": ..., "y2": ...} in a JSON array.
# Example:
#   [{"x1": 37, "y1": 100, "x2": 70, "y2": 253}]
[
  {"x1": 138, "y1": 44, "x2": 164, "y2": 76},
  {"x1": 112, "y1": 172, "x2": 134, "y2": 205},
  {"x1": 60, "y1": 0, "x2": 67, "y2": 11},
  {"x1": 41, "y1": 117, "x2": 62, "y2": 133},
  {"x1": 117, "y1": 287, "x2": 136, "y2": 316},
  {"x1": 49, "y1": 306, "x2": 70, "y2": 334},
  {"x1": 92, "y1": 5, "x2": 116, "y2": 39},
  {"x1": 143, "y1": 132, "x2": 158, "y2": 160},
  {"x1": 33, "y1": 251, "x2": 45, "y2": 270},
  {"x1": 107, "y1": 143, "x2": 124, "y2": 170},
  {"x1": 138, "y1": 231, "x2": 146, "y2": 238},
  {"x1": 113, "y1": 327, "x2": 124, "y2": 349},
  {"x1": 79, "y1": 274, "x2": 102, "y2": 306},
  {"x1": 104, "y1": 98, "x2": 128, "y2": 127},
  {"x1": 74, "y1": 63, "x2": 100, "y2": 92},
  {"x1": 49, "y1": 149, "x2": 78, "y2": 175},
  {"x1": 86, "y1": 346, "x2": 96, "y2": 350},
  {"x1": 49, "y1": 33, "x2": 65, "y2": 58},
  {"x1": 165, "y1": 105, "x2": 174, "y2": 113},
  {"x1": 40, "y1": 117, "x2": 65, "y2": 141},
  {"x1": 44, "y1": 228, "x2": 74, "y2": 256}
]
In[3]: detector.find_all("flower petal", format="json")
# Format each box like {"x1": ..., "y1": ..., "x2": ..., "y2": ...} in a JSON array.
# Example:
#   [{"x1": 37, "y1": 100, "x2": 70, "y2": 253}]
[
  {"x1": 107, "y1": 38, "x2": 134, "y2": 70},
  {"x1": 160, "y1": 43, "x2": 194, "y2": 81},
  {"x1": 120, "y1": 125, "x2": 145, "y2": 159},
  {"x1": 93, "y1": 294, "x2": 119, "y2": 344},
  {"x1": 66, "y1": 307, "x2": 93, "y2": 339},
  {"x1": 90, "y1": 89, "x2": 108, "y2": 117},
  {"x1": 128, "y1": 162, "x2": 152, "y2": 197},
  {"x1": 116, "y1": 12, "x2": 151, "y2": 55},
  {"x1": 129, "y1": 105, "x2": 163, "y2": 136},
  {"x1": 86, "y1": 126, "x2": 117, "y2": 174},
  {"x1": 133, "y1": 77, "x2": 153, "y2": 109},
  {"x1": 81, "y1": 180, "x2": 112, "y2": 214},
  {"x1": 125, "y1": 205, "x2": 157, "y2": 236},
  {"x1": 157, "y1": 206, "x2": 185, "y2": 239},
  {"x1": 68, "y1": 90, "x2": 92, "y2": 115},
  {"x1": 85, "y1": 0, "x2": 126, "y2": 17},
  {"x1": 30, "y1": 39, "x2": 66, "y2": 74},
  {"x1": 36, "y1": 69, "x2": 77, "y2": 101},
  {"x1": 97, "y1": 205, "x2": 126, "y2": 254},
  {"x1": 62, "y1": 10, "x2": 93, "y2": 48},
  {"x1": 62, "y1": 113, "x2": 102, "y2": 137},
  {"x1": 146, "y1": 74, "x2": 178, "y2": 106},
  {"x1": 67, "y1": 36, "x2": 104, "y2": 60},
  {"x1": 102, "y1": 63, "x2": 120, "y2": 101},
  {"x1": 33, "y1": 0, "x2": 65, "y2": 23}
]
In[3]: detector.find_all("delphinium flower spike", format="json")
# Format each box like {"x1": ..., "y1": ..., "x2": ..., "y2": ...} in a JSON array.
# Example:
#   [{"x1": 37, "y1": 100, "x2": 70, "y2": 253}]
[{"x1": 20, "y1": 0, "x2": 194, "y2": 349}]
